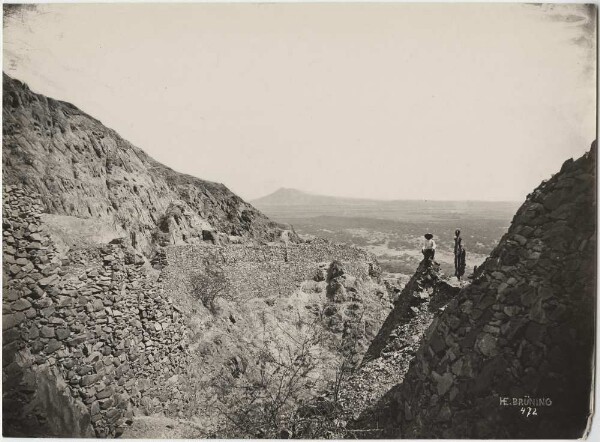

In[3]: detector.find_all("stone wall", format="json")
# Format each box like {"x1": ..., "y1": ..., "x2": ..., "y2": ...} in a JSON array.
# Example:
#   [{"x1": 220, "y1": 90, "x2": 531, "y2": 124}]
[
  {"x1": 370, "y1": 144, "x2": 596, "y2": 438},
  {"x1": 162, "y1": 240, "x2": 380, "y2": 305},
  {"x1": 2, "y1": 185, "x2": 192, "y2": 437},
  {"x1": 3, "y1": 185, "x2": 382, "y2": 438}
]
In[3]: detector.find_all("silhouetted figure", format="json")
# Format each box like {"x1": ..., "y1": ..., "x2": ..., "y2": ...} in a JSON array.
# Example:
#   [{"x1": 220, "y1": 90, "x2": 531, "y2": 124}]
[
  {"x1": 457, "y1": 248, "x2": 466, "y2": 279},
  {"x1": 454, "y1": 229, "x2": 466, "y2": 279},
  {"x1": 422, "y1": 233, "x2": 436, "y2": 261}
]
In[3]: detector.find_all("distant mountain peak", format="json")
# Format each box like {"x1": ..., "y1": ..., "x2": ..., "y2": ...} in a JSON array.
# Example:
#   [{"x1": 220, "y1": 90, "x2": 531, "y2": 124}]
[
  {"x1": 252, "y1": 187, "x2": 371, "y2": 207},
  {"x1": 271, "y1": 187, "x2": 308, "y2": 195}
]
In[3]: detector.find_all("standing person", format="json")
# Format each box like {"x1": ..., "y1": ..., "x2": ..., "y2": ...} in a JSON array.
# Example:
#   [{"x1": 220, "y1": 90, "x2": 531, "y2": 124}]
[
  {"x1": 422, "y1": 233, "x2": 436, "y2": 261},
  {"x1": 458, "y1": 247, "x2": 467, "y2": 279},
  {"x1": 454, "y1": 229, "x2": 464, "y2": 279}
]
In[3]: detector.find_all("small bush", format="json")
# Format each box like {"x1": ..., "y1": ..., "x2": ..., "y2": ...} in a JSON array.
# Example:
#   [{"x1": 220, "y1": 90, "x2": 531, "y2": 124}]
[
  {"x1": 189, "y1": 265, "x2": 231, "y2": 313},
  {"x1": 211, "y1": 319, "x2": 324, "y2": 438}
]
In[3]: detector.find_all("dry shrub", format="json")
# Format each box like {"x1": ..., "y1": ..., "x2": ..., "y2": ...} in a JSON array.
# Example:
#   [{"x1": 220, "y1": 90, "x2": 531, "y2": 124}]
[{"x1": 190, "y1": 264, "x2": 231, "y2": 313}]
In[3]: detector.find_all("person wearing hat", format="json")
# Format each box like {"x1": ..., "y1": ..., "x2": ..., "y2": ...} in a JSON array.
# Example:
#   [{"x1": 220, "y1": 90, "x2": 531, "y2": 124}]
[{"x1": 422, "y1": 233, "x2": 436, "y2": 261}]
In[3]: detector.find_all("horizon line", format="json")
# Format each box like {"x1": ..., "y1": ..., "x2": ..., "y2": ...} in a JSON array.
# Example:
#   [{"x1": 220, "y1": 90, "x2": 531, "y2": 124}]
[{"x1": 249, "y1": 187, "x2": 523, "y2": 204}]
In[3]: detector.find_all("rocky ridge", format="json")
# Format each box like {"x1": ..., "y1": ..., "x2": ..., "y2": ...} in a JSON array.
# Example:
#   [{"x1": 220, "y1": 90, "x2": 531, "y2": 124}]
[
  {"x1": 363, "y1": 260, "x2": 461, "y2": 364},
  {"x1": 3, "y1": 72, "x2": 595, "y2": 439},
  {"x1": 3, "y1": 73, "x2": 293, "y2": 254},
  {"x1": 306, "y1": 260, "x2": 462, "y2": 437},
  {"x1": 361, "y1": 143, "x2": 596, "y2": 438}
]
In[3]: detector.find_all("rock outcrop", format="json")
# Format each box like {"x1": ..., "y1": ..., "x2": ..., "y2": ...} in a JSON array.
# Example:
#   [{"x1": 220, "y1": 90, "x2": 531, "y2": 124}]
[
  {"x1": 316, "y1": 260, "x2": 461, "y2": 437},
  {"x1": 3, "y1": 74, "x2": 293, "y2": 254},
  {"x1": 363, "y1": 260, "x2": 460, "y2": 364},
  {"x1": 4, "y1": 72, "x2": 595, "y2": 439},
  {"x1": 364, "y1": 143, "x2": 596, "y2": 438}
]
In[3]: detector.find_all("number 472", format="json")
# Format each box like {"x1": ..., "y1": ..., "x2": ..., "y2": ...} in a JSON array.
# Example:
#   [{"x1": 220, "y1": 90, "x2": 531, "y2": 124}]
[{"x1": 521, "y1": 407, "x2": 537, "y2": 417}]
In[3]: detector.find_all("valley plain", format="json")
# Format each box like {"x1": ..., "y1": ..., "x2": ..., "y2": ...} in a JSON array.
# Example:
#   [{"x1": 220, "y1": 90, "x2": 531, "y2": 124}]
[{"x1": 253, "y1": 189, "x2": 521, "y2": 277}]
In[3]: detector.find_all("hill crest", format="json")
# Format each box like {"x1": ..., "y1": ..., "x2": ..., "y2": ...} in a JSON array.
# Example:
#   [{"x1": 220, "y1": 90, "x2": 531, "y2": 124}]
[{"x1": 2, "y1": 73, "x2": 292, "y2": 253}]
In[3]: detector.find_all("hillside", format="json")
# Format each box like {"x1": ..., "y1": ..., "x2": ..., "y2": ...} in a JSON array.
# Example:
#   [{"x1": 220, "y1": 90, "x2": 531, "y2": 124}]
[
  {"x1": 2, "y1": 183, "x2": 392, "y2": 438},
  {"x1": 3, "y1": 73, "x2": 292, "y2": 254},
  {"x1": 2, "y1": 73, "x2": 596, "y2": 439},
  {"x1": 354, "y1": 143, "x2": 596, "y2": 438},
  {"x1": 2, "y1": 75, "x2": 392, "y2": 438}
]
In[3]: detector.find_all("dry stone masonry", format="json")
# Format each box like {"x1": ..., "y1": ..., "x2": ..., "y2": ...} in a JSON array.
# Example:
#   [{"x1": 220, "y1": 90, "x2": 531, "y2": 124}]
[
  {"x1": 3, "y1": 184, "x2": 386, "y2": 438},
  {"x1": 3, "y1": 185, "x2": 192, "y2": 437},
  {"x1": 2, "y1": 73, "x2": 304, "y2": 437},
  {"x1": 367, "y1": 143, "x2": 596, "y2": 438},
  {"x1": 162, "y1": 239, "x2": 381, "y2": 305},
  {"x1": 3, "y1": 73, "x2": 596, "y2": 439}
]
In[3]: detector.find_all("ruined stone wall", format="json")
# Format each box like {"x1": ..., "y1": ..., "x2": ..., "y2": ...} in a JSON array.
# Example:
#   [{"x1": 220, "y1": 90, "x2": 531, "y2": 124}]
[
  {"x1": 2, "y1": 185, "x2": 192, "y2": 437},
  {"x1": 162, "y1": 240, "x2": 379, "y2": 304},
  {"x1": 370, "y1": 144, "x2": 596, "y2": 438}
]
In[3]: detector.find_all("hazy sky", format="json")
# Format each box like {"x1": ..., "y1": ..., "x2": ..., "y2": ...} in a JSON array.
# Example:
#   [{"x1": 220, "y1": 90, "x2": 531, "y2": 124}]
[{"x1": 3, "y1": 3, "x2": 597, "y2": 202}]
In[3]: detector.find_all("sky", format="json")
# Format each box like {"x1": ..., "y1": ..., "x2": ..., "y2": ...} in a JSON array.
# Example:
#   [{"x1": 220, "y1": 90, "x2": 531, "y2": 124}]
[{"x1": 3, "y1": 3, "x2": 597, "y2": 202}]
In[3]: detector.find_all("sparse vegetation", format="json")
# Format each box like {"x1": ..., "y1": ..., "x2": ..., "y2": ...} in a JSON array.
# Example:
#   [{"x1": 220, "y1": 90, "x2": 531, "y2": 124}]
[
  {"x1": 300, "y1": 280, "x2": 325, "y2": 294},
  {"x1": 190, "y1": 264, "x2": 231, "y2": 313},
  {"x1": 209, "y1": 317, "x2": 325, "y2": 438},
  {"x1": 202, "y1": 310, "x2": 367, "y2": 439}
]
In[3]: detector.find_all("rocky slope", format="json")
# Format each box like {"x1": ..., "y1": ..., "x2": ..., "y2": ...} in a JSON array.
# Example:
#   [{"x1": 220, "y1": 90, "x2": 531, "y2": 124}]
[
  {"x1": 321, "y1": 261, "x2": 463, "y2": 437},
  {"x1": 3, "y1": 73, "x2": 292, "y2": 254},
  {"x1": 157, "y1": 245, "x2": 392, "y2": 437},
  {"x1": 361, "y1": 143, "x2": 596, "y2": 438},
  {"x1": 2, "y1": 186, "x2": 391, "y2": 437},
  {"x1": 4, "y1": 73, "x2": 595, "y2": 439},
  {"x1": 362, "y1": 260, "x2": 461, "y2": 364},
  {"x1": 2, "y1": 74, "x2": 394, "y2": 438}
]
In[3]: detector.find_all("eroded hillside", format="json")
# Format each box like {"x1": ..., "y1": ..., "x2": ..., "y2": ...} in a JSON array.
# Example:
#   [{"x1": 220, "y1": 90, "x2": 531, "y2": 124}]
[
  {"x1": 2, "y1": 75, "x2": 393, "y2": 438},
  {"x1": 2, "y1": 185, "x2": 392, "y2": 437},
  {"x1": 326, "y1": 261, "x2": 463, "y2": 437},
  {"x1": 2, "y1": 74, "x2": 292, "y2": 254}
]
